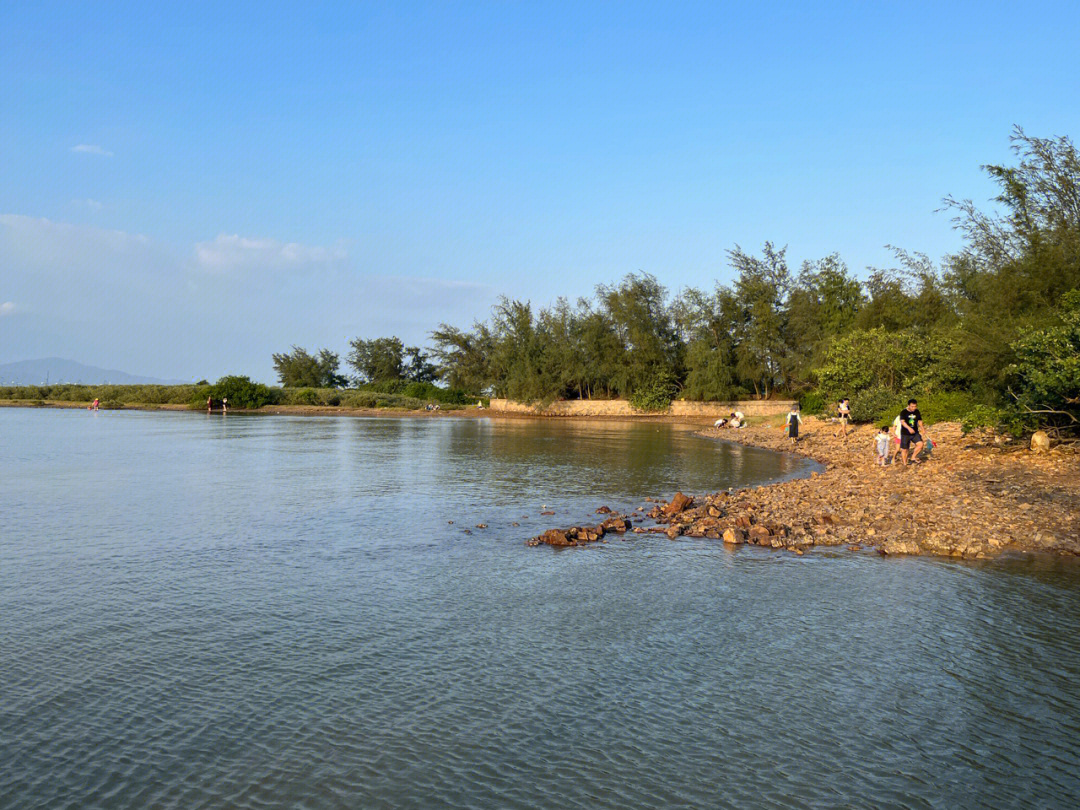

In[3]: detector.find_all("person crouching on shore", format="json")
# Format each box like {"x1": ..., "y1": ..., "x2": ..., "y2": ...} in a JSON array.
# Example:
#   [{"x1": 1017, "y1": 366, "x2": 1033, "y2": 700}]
[{"x1": 875, "y1": 426, "x2": 890, "y2": 466}]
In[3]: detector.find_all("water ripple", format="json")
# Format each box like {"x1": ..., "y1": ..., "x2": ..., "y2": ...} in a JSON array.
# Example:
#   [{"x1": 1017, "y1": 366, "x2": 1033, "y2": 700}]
[{"x1": 2, "y1": 410, "x2": 1079, "y2": 809}]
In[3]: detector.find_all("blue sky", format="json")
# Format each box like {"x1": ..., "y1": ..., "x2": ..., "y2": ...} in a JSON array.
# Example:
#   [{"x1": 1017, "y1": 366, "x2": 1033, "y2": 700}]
[{"x1": 3, "y1": 1, "x2": 1079, "y2": 382}]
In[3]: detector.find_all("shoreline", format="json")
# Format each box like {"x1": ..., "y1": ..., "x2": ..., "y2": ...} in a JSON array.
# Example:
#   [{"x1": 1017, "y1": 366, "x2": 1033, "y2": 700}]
[
  {"x1": 0, "y1": 399, "x2": 719, "y2": 423},
  {"x1": 532, "y1": 420, "x2": 1080, "y2": 559},
  {"x1": 7, "y1": 400, "x2": 1075, "y2": 558}
]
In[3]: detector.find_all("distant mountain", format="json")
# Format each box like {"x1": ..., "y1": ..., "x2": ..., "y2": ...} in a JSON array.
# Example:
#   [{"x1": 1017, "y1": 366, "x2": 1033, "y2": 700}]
[{"x1": 0, "y1": 358, "x2": 187, "y2": 386}]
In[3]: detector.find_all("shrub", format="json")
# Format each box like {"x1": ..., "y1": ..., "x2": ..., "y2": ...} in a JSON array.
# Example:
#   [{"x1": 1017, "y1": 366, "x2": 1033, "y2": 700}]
[
  {"x1": 914, "y1": 390, "x2": 982, "y2": 423},
  {"x1": 798, "y1": 391, "x2": 826, "y2": 415},
  {"x1": 960, "y1": 404, "x2": 1034, "y2": 437},
  {"x1": 848, "y1": 386, "x2": 903, "y2": 424},
  {"x1": 629, "y1": 369, "x2": 677, "y2": 412},
  {"x1": 341, "y1": 391, "x2": 378, "y2": 409},
  {"x1": 289, "y1": 388, "x2": 319, "y2": 406},
  {"x1": 206, "y1": 376, "x2": 273, "y2": 409}
]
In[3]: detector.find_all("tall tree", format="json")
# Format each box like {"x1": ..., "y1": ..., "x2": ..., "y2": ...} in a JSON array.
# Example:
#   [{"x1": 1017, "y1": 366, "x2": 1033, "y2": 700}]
[
  {"x1": 347, "y1": 337, "x2": 406, "y2": 384},
  {"x1": 272, "y1": 346, "x2": 345, "y2": 387},
  {"x1": 729, "y1": 242, "x2": 790, "y2": 398}
]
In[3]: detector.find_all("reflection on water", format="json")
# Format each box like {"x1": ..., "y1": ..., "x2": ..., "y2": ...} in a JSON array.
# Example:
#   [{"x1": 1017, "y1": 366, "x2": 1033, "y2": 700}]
[{"x1": 2, "y1": 409, "x2": 1079, "y2": 809}]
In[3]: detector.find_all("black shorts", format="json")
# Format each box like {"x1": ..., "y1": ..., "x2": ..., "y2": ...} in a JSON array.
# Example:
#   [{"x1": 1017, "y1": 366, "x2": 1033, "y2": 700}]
[{"x1": 900, "y1": 431, "x2": 922, "y2": 450}]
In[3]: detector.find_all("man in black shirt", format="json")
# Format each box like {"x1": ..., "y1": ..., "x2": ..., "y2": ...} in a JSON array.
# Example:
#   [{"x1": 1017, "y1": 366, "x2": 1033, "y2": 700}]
[{"x1": 898, "y1": 399, "x2": 925, "y2": 465}]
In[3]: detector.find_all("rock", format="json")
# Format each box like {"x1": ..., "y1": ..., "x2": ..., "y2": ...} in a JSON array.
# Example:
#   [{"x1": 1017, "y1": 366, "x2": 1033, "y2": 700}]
[
  {"x1": 595, "y1": 505, "x2": 613, "y2": 514},
  {"x1": 748, "y1": 526, "x2": 772, "y2": 544},
  {"x1": 540, "y1": 510, "x2": 555, "y2": 515},
  {"x1": 666, "y1": 525, "x2": 683, "y2": 540},
  {"x1": 879, "y1": 538, "x2": 921, "y2": 555},
  {"x1": 722, "y1": 527, "x2": 745, "y2": 544},
  {"x1": 475, "y1": 524, "x2": 487, "y2": 529},
  {"x1": 664, "y1": 492, "x2": 694, "y2": 516},
  {"x1": 1031, "y1": 430, "x2": 1051, "y2": 454}
]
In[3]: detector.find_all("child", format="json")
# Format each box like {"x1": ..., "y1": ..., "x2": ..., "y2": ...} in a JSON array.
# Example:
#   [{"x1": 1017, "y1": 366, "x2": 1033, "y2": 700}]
[
  {"x1": 834, "y1": 398, "x2": 851, "y2": 439},
  {"x1": 875, "y1": 425, "x2": 890, "y2": 466},
  {"x1": 889, "y1": 414, "x2": 903, "y2": 464},
  {"x1": 786, "y1": 405, "x2": 802, "y2": 444}
]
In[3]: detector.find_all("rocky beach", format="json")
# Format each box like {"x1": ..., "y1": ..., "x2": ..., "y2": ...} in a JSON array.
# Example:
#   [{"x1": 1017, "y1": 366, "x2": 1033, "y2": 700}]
[{"x1": 530, "y1": 420, "x2": 1080, "y2": 558}]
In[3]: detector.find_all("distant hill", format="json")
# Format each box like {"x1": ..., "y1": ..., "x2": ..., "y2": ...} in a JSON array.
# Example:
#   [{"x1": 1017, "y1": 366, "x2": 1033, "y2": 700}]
[{"x1": 0, "y1": 358, "x2": 187, "y2": 386}]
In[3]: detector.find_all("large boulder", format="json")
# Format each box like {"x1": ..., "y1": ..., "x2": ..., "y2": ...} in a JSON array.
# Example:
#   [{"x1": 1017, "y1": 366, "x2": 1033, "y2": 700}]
[
  {"x1": 663, "y1": 492, "x2": 694, "y2": 516},
  {"x1": 1031, "y1": 430, "x2": 1051, "y2": 454}
]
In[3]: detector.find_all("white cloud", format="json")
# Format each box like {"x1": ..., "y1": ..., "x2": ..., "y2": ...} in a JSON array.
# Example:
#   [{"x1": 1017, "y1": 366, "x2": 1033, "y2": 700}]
[
  {"x1": 0, "y1": 301, "x2": 17, "y2": 316},
  {"x1": 71, "y1": 198, "x2": 103, "y2": 211},
  {"x1": 0, "y1": 214, "x2": 153, "y2": 270},
  {"x1": 193, "y1": 233, "x2": 348, "y2": 272},
  {"x1": 71, "y1": 144, "x2": 114, "y2": 157}
]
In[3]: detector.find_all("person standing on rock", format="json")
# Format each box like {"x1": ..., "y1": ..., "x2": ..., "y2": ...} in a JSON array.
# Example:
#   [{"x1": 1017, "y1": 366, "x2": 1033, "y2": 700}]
[
  {"x1": 834, "y1": 398, "x2": 851, "y2": 439},
  {"x1": 899, "y1": 399, "x2": 926, "y2": 465},
  {"x1": 786, "y1": 404, "x2": 802, "y2": 444}
]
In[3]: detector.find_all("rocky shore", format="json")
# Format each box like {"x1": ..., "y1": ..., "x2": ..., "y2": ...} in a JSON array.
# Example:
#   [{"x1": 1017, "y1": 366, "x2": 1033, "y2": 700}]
[{"x1": 530, "y1": 420, "x2": 1080, "y2": 558}]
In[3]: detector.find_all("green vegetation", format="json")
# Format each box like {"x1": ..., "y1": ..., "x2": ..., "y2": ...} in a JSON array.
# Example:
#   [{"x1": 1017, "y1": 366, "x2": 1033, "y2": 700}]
[
  {"x1": 418, "y1": 128, "x2": 1077, "y2": 433},
  {"x1": 5, "y1": 130, "x2": 1075, "y2": 434},
  {"x1": 271, "y1": 347, "x2": 346, "y2": 388}
]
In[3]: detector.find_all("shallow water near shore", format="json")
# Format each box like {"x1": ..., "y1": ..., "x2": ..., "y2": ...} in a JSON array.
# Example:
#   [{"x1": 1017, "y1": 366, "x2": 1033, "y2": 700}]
[{"x1": 3, "y1": 408, "x2": 1079, "y2": 809}]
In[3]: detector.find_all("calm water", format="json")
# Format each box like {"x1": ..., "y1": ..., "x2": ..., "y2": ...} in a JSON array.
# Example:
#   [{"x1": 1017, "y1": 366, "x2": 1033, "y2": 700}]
[{"x1": 2, "y1": 408, "x2": 1079, "y2": 809}]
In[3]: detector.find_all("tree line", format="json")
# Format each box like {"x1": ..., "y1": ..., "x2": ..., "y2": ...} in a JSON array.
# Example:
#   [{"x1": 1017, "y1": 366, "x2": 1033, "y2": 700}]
[{"x1": 274, "y1": 129, "x2": 1080, "y2": 433}]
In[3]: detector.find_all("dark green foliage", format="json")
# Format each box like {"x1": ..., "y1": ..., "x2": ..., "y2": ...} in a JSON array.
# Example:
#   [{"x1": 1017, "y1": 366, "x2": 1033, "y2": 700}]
[
  {"x1": 1006, "y1": 291, "x2": 1080, "y2": 430},
  {"x1": 205, "y1": 376, "x2": 274, "y2": 409},
  {"x1": 629, "y1": 368, "x2": 678, "y2": 412},
  {"x1": 848, "y1": 387, "x2": 903, "y2": 425},
  {"x1": 272, "y1": 346, "x2": 345, "y2": 388},
  {"x1": 798, "y1": 391, "x2": 826, "y2": 415},
  {"x1": 346, "y1": 337, "x2": 436, "y2": 385}
]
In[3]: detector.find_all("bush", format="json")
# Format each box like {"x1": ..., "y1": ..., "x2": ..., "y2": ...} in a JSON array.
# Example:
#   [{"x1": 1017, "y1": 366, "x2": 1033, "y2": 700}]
[
  {"x1": 206, "y1": 376, "x2": 274, "y2": 409},
  {"x1": 629, "y1": 369, "x2": 677, "y2": 412},
  {"x1": 798, "y1": 391, "x2": 826, "y2": 415},
  {"x1": 341, "y1": 391, "x2": 378, "y2": 408},
  {"x1": 289, "y1": 388, "x2": 319, "y2": 406},
  {"x1": 99, "y1": 399, "x2": 125, "y2": 410},
  {"x1": 914, "y1": 390, "x2": 982, "y2": 423},
  {"x1": 848, "y1": 386, "x2": 903, "y2": 425},
  {"x1": 960, "y1": 404, "x2": 1034, "y2": 437}
]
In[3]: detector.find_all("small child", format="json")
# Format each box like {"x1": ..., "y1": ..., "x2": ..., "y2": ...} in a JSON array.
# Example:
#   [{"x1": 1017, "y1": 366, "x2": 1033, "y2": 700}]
[
  {"x1": 786, "y1": 405, "x2": 802, "y2": 444},
  {"x1": 875, "y1": 426, "x2": 890, "y2": 466}
]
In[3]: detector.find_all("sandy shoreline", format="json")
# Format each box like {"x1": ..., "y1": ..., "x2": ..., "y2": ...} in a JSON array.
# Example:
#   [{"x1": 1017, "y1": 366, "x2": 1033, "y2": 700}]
[{"x1": 533, "y1": 420, "x2": 1080, "y2": 559}]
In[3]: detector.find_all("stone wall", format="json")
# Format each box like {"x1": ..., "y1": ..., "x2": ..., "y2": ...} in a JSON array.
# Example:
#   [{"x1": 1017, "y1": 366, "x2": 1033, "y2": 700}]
[{"x1": 488, "y1": 398, "x2": 796, "y2": 418}]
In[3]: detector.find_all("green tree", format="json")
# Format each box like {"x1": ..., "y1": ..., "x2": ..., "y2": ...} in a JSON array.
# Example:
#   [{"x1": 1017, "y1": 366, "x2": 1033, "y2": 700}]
[
  {"x1": 596, "y1": 273, "x2": 682, "y2": 400},
  {"x1": 674, "y1": 285, "x2": 741, "y2": 400},
  {"x1": 429, "y1": 322, "x2": 493, "y2": 393},
  {"x1": 943, "y1": 127, "x2": 1080, "y2": 389},
  {"x1": 729, "y1": 242, "x2": 790, "y2": 398},
  {"x1": 1007, "y1": 291, "x2": 1080, "y2": 430},
  {"x1": 785, "y1": 254, "x2": 864, "y2": 383},
  {"x1": 272, "y1": 346, "x2": 345, "y2": 387}
]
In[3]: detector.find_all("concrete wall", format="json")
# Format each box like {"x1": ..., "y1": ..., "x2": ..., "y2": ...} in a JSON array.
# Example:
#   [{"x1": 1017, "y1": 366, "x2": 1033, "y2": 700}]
[{"x1": 488, "y1": 398, "x2": 796, "y2": 418}]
